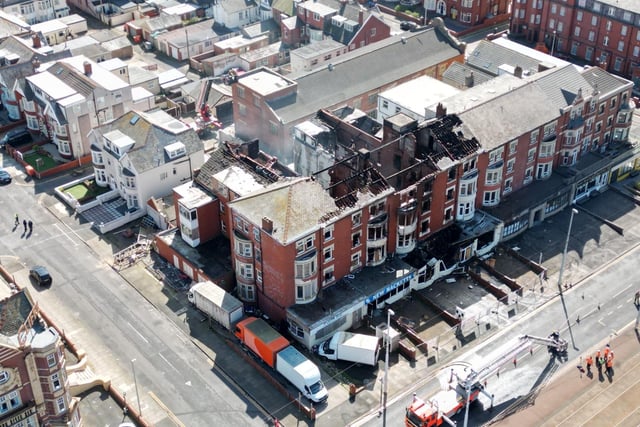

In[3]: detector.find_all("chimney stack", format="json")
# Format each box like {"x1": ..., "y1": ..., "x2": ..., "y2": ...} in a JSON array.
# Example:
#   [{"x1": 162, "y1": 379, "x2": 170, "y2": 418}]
[
  {"x1": 464, "y1": 72, "x2": 474, "y2": 88},
  {"x1": 359, "y1": 8, "x2": 364, "y2": 25},
  {"x1": 83, "y1": 61, "x2": 92, "y2": 76},
  {"x1": 514, "y1": 65, "x2": 523, "y2": 78},
  {"x1": 32, "y1": 34, "x2": 41, "y2": 48},
  {"x1": 262, "y1": 217, "x2": 273, "y2": 234}
]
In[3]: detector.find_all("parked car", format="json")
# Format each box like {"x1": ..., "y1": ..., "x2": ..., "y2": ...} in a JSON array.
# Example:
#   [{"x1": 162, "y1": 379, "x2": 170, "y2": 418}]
[
  {"x1": 29, "y1": 266, "x2": 52, "y2": 287},
  {"x1": 0, "y1": 169, "x2": 10, "y2": 185},
  {"x1": 0, "y1": 127, "x2": 32, "y2": 150},
  {"x1": 400, "y1": 21, "x2": 418, "y2": 31}
]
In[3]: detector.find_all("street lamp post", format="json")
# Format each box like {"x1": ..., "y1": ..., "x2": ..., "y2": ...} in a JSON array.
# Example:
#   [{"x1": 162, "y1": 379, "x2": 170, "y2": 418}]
[
  {"x1": 131, "y1": 358, "x2": 142, "y2": 415},
  {"x1": 382, "y1": 308, "x2": 395, "y2": 416},
  {"x1": 558, "y1": 207, "x2": 578, "y2": 289},
  {"x1": 551, "y1": 30, "x2": 557, "y2": 56}
]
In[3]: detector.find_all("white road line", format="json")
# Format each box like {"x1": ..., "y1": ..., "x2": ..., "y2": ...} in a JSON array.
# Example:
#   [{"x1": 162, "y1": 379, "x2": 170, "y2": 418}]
[
  {"x1": 127, "y1": 322, "x2": 149, "y2": 344},
  {"x1": 612, "y1": 284, "x2": 632, "y2": 300},
  {"x1": 616, "y1": 304, "x2": 623, "y2": 309},
  {"x1": 606, "y1": 311, "x2": 613, "y2": 316},
  {"x1": 54, "y1": 223, "x2": 77, "y2": 246},
  {"x1": 159, "y1": 353, "x2": 179, "y2": 374}
]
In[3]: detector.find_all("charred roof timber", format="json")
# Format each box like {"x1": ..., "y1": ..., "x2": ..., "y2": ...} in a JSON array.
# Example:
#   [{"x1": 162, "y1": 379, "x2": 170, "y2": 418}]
[
  {"x1": 324, "y1": 166, "x2": 390, "y2": 216},
  {"x1": 422, "y1": 114, "x2": 480, "y2": 165}
]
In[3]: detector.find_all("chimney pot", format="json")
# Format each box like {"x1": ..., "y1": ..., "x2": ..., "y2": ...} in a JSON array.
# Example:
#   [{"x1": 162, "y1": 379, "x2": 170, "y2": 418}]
[
  {"x1": 83, "y1": 61, "x2": 92, "y2": 76},
  {"x1": 32, "y1": 34, "x2": 41, "y2": 48}
]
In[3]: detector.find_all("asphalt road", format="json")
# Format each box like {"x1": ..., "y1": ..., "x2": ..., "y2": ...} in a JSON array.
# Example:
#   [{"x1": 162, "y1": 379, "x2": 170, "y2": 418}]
[
  {"x1": 0, "y1": 159, "x2": 267, "y2": 426},
  {"x1": 350, "y1": 194, "x2": 640, "y2": 427}
]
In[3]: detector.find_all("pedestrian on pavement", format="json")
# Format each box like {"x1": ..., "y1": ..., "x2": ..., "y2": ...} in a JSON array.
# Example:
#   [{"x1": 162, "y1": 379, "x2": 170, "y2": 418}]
[
  {"x1": 595, "y1": 350, "x2": 601, "y2": 368},
  {"x1": 586, "y1": 355, "x2": 593, "y2": 375},
  {"x1": 28, "y1": 220, "x2": 32, "y2": 232},
  {"x1": 604, "y1": 344, "x2": 611, "y2": 359},
  {"x1": 22, "y1": 219, "x2": 26, "y2": 232},
  {"x1": 14, "y1": 213, "x2": 18, "y2": 226},
  {"x1": 635, "y1": 290, "x2": 640, "y2": 305}
]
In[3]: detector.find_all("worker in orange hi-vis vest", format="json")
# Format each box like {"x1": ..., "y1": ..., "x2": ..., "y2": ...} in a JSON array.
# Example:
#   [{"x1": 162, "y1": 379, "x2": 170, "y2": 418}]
[
  {"x1": 605, "y1": 354, "x2": 614, "y2": 377},
  {"x1": 585, "y1": 355, "x2": 593, "y2": 375}
]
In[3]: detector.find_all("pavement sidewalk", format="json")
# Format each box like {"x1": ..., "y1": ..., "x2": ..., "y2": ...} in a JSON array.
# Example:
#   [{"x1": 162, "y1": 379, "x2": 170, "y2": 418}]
[{"x1": 495, "y1": 321, "x2": 640, "y2": 427}]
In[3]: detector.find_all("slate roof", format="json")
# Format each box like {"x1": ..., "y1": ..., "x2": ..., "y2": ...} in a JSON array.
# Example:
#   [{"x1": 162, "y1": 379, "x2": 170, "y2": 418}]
[
  {"x1": 0, "y1": 290, "x2": 33, "y2": 337},
  {"x1": 272, "y1": 0, "x2": 295, "y2": 16},
  {"x1": 442, "y1": 62, "x2": 493, "y2": 88},
  {"x1": 0, "y1": 36, "x2": 36, "y2": 65},
  {"x1": 579, "y1": 65, "x2": 633, "y2": 97},
  {"x1": 326, "y1": 15, "x2": 359, "y2": 45},
  {"x1": 240, "y1": 18, "x2": 279, "y2": 39},
  {"x1": 142, "y1": 13, "x2": 182, "y2": 32},
  {"x1": 271, "y1": 23, "x2": 463, "y2": 125},
  {"x1": 459, "y1": 83, "x2": 560, "y2": 150},
  {"x1": 529, "y1": 64, "x2": 594, "y2": 111},
  {"x1": 70, "y1": 43, "x2": 110, "y2": 61},
  {"x1": 95, "y1": 110, "x2": 204, "y2": 174},
  {"x1": 128, "y1": 66, "x2": 157, "y2": 86},
  {"x1": 0, "y1": 62, "x2": 35, "y2": 94},
  {"x1": 89, "y1": 28, "x2": 126, "y2": 43},
  {"x1": 218, "y1": 0, "x2": 257, "y2": 14},
  {"x1": 229, "y1": 178, "x2": 340, "y2": 244},
  {"x1": 466, "y1": 40, "x2": 543, "y2": 77}
]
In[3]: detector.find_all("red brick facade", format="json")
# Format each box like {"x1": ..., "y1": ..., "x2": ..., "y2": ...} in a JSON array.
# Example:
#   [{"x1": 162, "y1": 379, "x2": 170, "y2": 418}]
[{"x1": 510, "y1": 0, "x2": 640, "y2": 88}]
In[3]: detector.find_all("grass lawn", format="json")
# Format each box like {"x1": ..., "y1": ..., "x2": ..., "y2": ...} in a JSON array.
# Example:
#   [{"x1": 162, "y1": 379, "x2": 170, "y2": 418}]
[
  {"x1": 64, "y1": 181, "x2": 110, "y2": 202},
  {"x1": 23, "y1": 152, "x2": 58, "y2": 170}
]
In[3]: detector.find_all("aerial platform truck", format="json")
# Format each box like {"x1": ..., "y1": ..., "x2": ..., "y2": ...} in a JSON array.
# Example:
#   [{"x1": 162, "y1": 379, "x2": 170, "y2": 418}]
[{"x1": 405, "y1": 332, "x2": 568, "y2": 427}]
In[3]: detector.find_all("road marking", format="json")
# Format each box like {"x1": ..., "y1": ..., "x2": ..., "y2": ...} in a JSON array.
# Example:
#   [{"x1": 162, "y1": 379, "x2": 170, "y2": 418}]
[
  {"x1": 127, "y1": 322, "x2": 149, "y2": 344},
  {"x1": 606, "y1": 311, "x2": 613, "y2": 316},
  {"x1": 616, "y1": 304, "x2": 623, "y2": 309},
  {"x1": 54, "y1": 223, "x2": 78, "y2": 246},
  {"x1": 598, "y1": 318, "x2": 606, "y2": 327},
  {"x1": 612, "y1": 284, "x2": 632, "y2": 300},
  {"x1": 149, "y1": 391, "x2": 185, "y2": 427},
  {"x1": 159, "y1": 353, "x2": 179, "y2": 374}
]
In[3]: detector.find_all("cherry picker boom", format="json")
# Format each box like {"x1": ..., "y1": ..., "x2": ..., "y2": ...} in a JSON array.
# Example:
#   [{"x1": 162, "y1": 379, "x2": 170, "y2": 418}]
[{"x1": 405, "y1": 332, "x2": 568, "y2": 427}]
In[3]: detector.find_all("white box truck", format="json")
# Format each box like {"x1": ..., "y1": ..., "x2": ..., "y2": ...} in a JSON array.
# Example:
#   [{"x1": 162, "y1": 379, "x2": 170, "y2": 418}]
[
  {"x1": 317, "y1": 331, "x2": 380, "y2": 366},
  {"x1": 275, "y1": 345, "x2": 328, "y2": 403},
  {"x1": 188, "y1": 281, "x2": 244, "y2": 330}
]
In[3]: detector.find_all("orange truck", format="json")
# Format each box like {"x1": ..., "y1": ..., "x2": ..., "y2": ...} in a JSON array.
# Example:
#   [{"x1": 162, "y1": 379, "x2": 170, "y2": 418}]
[
  {"x1": 405, "y1": 385, "x2": 482, "y2": 427},
  {"x1": 234, "y1": 317, "x2": 328, "y2": 403}
]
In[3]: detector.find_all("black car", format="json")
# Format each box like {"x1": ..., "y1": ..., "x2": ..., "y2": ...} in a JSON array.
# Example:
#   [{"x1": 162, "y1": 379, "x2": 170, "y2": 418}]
[
  {"x1": 29, "y1": 266, "x2": 52, "y2": 287},
  {"x1": 0, "y1": 169, "x2": 10, "y2": 185},
  {"x1": 0, "y1": 128, "x2": 32, "y2": 150},
  {"x1": 400, "y1": 21, "x2": 418, "y2": 31}
]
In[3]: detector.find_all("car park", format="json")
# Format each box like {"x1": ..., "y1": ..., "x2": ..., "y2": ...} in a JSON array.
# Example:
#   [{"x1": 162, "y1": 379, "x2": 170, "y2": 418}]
[
  {"x1": 0, "y1": 169, "x2": 10, "y2": 185},
  {"x1": 29, "y1": 266, "x2": 52, "y2": 287}
]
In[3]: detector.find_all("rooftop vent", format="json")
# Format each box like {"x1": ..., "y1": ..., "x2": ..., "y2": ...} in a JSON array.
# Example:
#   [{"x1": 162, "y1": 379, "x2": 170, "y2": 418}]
[{"x1": 165, "y1": 141, "x2": 187, "y2": 160}]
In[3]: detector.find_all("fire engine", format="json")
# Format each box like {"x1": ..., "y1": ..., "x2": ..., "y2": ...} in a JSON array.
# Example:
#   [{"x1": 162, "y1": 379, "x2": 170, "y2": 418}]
[{"x1": 405, "y1": 332, "x2": 568, "y2": 427}]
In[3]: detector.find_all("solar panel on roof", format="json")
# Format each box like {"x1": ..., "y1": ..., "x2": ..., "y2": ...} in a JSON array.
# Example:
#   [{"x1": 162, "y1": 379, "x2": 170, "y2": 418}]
[{"x1": 130, "y1": 114, "x2": 140, "y2": 125}]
